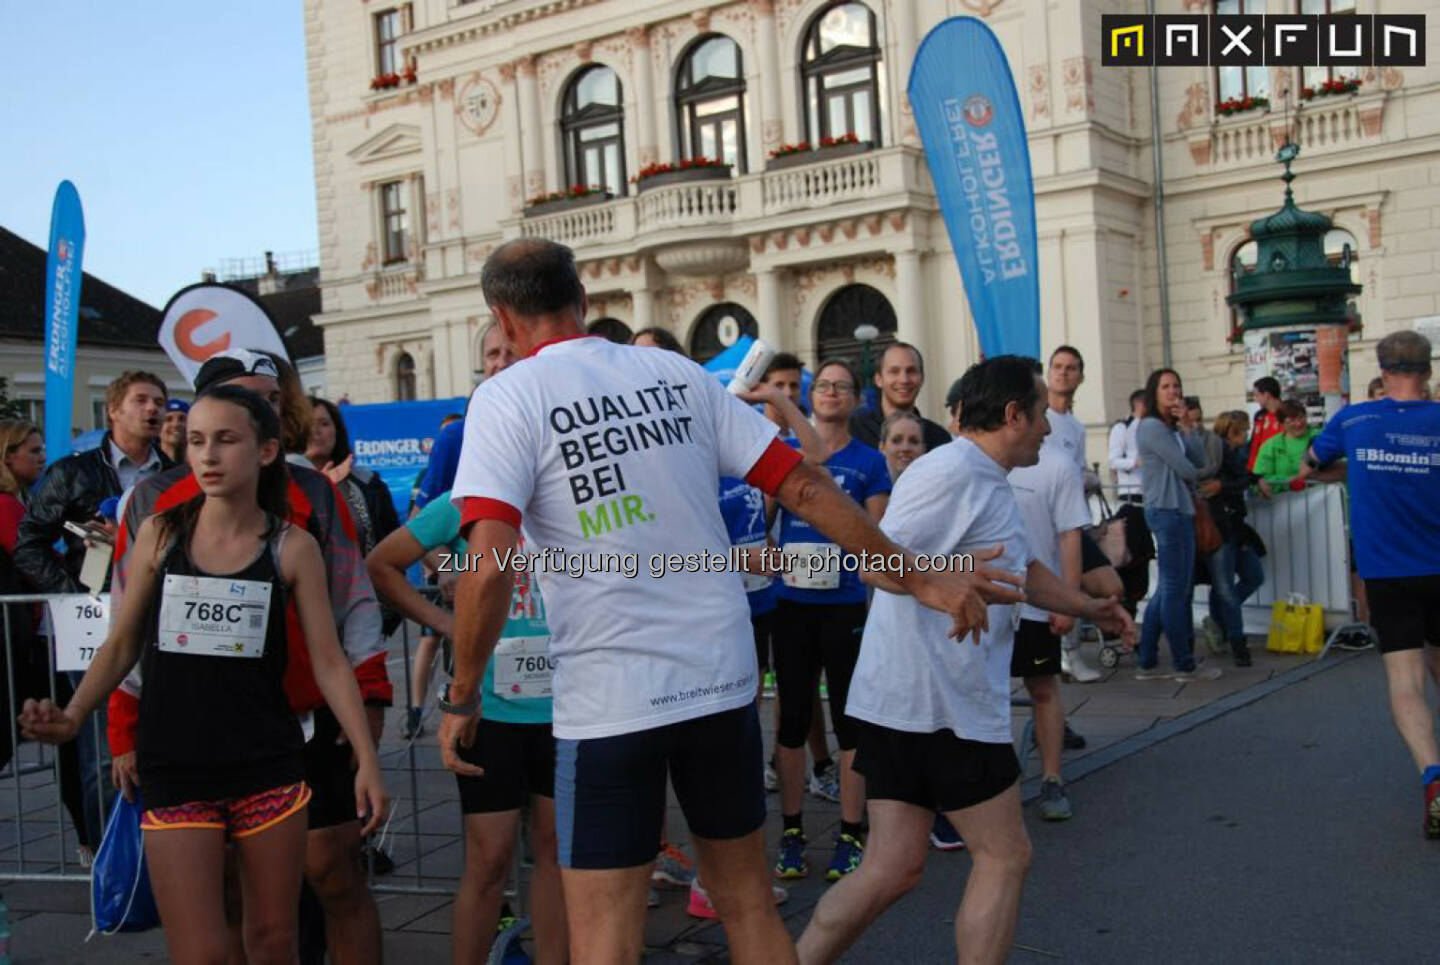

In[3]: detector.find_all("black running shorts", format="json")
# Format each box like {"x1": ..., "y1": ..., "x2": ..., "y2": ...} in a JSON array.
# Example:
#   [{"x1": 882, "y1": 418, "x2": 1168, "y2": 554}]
[
  {"x1": 455, "y1": 720, "x2": 556, "y2": 813},
  {"x1": 853, "y1": 720, "x2": 1019, "y2": 814},
  {"x1": 1365, "y1": 574, "x2": 1440, "y2": 654}
]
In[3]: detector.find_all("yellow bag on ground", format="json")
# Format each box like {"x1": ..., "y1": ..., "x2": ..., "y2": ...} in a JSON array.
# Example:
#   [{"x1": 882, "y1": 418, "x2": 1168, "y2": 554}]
[{"x1": 1267, "y1": 595, "x2": 1324, "y2": 654}]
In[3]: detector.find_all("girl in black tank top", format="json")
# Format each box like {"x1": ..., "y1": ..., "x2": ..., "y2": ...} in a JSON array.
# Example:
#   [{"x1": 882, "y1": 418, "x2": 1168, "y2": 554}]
[{"x1": 19, "y1": 385, "x2": 388, "y2": 964}]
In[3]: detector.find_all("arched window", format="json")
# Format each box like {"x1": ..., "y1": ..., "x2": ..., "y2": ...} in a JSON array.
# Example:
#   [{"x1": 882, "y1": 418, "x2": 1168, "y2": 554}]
[
  {"x1": 815, "y1": 284, "x2": 896, "y2": 364},
  {"x1": 395, "y1": 352, "x2": 417, "y2": 400},
  {"x1": 561, "y1": 66, "x2": 626, "y2": 196},
  {"x1": 675, "y1": 35, "x2": 747, "y2": 171},
  {"x1": 587, "y1": 317, "x2": 633, "y2": 344},
  {"x1": 801, "y1": 2, "x2": 884, "y2": 147},
  {"x1": 688, "y1": 302, "x2": 759, "y2": 364},
  {"x1": 1227, "y1": 240, "x2": 1259, "y2": 343}
]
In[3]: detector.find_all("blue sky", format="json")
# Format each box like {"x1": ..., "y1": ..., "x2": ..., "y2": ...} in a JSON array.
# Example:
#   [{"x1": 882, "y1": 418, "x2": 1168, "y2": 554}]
[{"x1": 2, "y1": 1, "x2": 318, "y2": 308}]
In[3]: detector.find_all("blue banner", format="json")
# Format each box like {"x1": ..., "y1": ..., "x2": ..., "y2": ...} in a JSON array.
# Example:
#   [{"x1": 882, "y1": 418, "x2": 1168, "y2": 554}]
[
  {"x1": 909, "y1": 18, "x2": 1039, "y2": 360},
  {"x1": 339, "y1": 397, "x2": 468, "y2": 518},
  {"x1": 43, "y1": 181, "x2": 86, "y2": 459}
]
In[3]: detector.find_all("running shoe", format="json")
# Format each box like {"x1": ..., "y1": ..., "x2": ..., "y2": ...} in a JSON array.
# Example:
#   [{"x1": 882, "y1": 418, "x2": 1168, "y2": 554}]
[
  {"x1": 402, "y1": 706, "x2": 424, "y2": 740},
  {"x1": 1426, "y1": 779, "x2": 1440, "y2": 840},
  {"x1": 1134, "y1": 666, "x2": 1171, "y2": 681},
  {"x1": 1174, "y1": 665, "x2": 1222, "y2": 682},
  {"x1": 1335, "y1": 627, "x2": 1376, "y2": 651},
  {"x1": 1061, "y1": 647, "x2": 1101, "y2": 683},
  {"x1": 825, "y1": 833, "x2": 864, "y2": 881},
  {"x1": 687, "y1": 877, "x2": 788, "y2": 919},
  {"x1": 764, "y1": 761, "x2": 780, "y2": 793},
  {"x1": 360, "y1": 843, "x2": 395, "y2": 875},
  {"x1": 773, "y1": 828, "x2": 808, "y2": 879},
  {"x1": 762, "y1": 670, "x2": 777, "y2": 697},
  {"x1": 1036, "y1": 778, "x2": 1073, "y2": 821},
  {"x1": 809, "y1": 761, "x2": 841, "y2": 803},
  {"x1": 929, "y1": 814, "x2": 965, "y2": 851},
  {"x1": 651, "y1": 843, "x2": 696, "y2": 887},
  {"x1": 1062, "y1": 723, "x2": 1087, "y2": 750}
]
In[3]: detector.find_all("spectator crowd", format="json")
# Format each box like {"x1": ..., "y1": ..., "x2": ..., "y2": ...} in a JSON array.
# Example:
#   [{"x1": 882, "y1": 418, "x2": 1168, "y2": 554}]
[{"x1": 3, "y1": 238, "x2": 1436, "y2": 965}]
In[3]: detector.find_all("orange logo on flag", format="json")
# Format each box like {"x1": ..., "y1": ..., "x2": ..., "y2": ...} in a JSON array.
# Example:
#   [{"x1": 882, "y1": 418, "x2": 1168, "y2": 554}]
[{"x1": 175, "y1": 309, "x2": 232, "y2": 362}]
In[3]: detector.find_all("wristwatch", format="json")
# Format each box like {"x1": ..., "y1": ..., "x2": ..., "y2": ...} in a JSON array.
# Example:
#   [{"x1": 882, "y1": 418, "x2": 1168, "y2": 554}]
[{"x1": 438, "y1": 683, "x2": 480, "y2": 716}]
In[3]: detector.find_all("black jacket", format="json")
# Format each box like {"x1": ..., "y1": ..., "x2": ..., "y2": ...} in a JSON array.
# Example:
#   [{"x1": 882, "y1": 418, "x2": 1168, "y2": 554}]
[
  {"x1": 14, "y1": 435, "x2": 172, "y2": 594},
  {"x1": 1209, "y1": 442, "x2": 1265, "y2": 553},
  {"x1": 849, "y1": 406, "x2": 952, "y2": 453}
]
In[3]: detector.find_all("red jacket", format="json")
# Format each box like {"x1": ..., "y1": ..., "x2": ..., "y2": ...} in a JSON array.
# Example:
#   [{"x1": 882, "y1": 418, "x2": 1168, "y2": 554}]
[
  {"x1": 106, "y1": 464, "x2": 392, "y2": 756},
  {"x1": 1247, "y1": 410, "x2": 1282, "y2": 472}
]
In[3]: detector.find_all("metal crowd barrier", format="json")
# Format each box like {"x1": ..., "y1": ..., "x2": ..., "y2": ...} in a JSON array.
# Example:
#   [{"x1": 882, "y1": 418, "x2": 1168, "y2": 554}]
[
  {"x1": 1086, "y1": 480, "x2": 1357, "y2": 635},
  {"x1": 0, "y1": 594, "x2": 109, "y2": 884},
  {"x1": 0, "y1": 589, "x2": 490, "y2": 901}
]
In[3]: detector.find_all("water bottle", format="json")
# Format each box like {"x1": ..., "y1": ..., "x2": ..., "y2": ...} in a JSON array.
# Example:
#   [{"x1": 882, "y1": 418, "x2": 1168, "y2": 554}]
[
  {"x1": 0, "y1": 893, "x2": 13, "y2": 965},
  {"x1": 727, "y1": 339, "x2": 777, "y2": 396}
]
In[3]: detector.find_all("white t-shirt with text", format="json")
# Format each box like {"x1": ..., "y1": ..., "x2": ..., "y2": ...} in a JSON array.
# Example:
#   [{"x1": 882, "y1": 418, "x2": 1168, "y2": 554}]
[
  {"x1": 450, "y1": 336, "x2": 783, "y2": 740},
  {"x1": 847, "y1": 437, "x2": 1033, "y2": 745}
]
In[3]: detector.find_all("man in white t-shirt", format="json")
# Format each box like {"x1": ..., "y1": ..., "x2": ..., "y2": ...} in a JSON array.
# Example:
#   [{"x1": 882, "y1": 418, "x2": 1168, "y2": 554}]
[
  {"x1": 798, "y1": 356, "x2": 1132, "y2": 965},
  {"x1": 1044, "y1": 345, "x2": 1108, "y2": 684},
  {"x1": 1008, "y1": 445, "x2": 1091, "y2": 822},
  {"x1": 440, "y1": 239, "x2": 1026, "y2": 963}
]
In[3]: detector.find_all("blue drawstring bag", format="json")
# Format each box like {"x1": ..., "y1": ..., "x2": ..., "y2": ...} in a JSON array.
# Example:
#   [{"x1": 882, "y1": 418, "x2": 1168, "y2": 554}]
[{"x1": 89, "y1": 793, "x2": 160, "y2": 936}]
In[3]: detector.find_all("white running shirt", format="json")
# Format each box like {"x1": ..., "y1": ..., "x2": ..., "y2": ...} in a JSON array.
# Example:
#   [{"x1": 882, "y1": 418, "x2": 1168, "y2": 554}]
[
  {"x1": 1045, "y1": 408, "x2": 1087, "y2": 474},
  {"x1": 847, "y1": 438, "x2": 1032, "y2": 744},
  {"x1": 450, "y1": 336, "x2": 796, "y2": 740},
  {"x1": 1008, "y1": 448, "x2": 1089, "y2": 624}
]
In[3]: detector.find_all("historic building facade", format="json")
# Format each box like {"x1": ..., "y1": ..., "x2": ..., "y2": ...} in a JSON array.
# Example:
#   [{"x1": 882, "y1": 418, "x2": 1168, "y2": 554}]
[{"x1": 305, "y1": 0, "x2": 1439, "y2": 459}]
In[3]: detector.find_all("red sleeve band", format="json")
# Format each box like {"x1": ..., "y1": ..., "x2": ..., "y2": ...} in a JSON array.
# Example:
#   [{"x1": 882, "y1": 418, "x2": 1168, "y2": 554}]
[
  {"x1": 745, "y1": 438, "x2": 804, "y2": 496},
  {"x1": 460, "y1": 496, "x2": 523, "y2": 535}
]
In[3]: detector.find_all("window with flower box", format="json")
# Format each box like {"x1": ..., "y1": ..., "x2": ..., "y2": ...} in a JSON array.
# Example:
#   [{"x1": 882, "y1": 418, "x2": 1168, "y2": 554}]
[
  {"x1": 375, "y1": 9, "x2": 400, "y2": 78},
  {"x1": 802, "y1": 2, "x2": 884, "y2": 147},
  {"x1": 561, "y1": 66, "x2": 627, "y2": 197},
  {"x1": 675, "y1": 35, "x2": 747, "y2": 172},
  {"x1": 1299, "y1": 0, "x2": 1361, "y2": 95},
  {"x1": 1214, "y1": 0, "x2": 1269, "y2": 110}
]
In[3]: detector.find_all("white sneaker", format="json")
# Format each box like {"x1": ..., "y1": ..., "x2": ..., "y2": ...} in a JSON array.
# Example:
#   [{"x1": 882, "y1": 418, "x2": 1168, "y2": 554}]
[
  {"x1": 808, "y1": 761, "x2": 841, "y2": 803},
  {"x1": 764, "y1": 762, "x2": 779, "y2": 793},
  {"x1": 1061, "y1": 647, "x2": 1101, "y2": 683},
  {"x1": 77, "y1": 846, "x2": 94, "y2": 870}
]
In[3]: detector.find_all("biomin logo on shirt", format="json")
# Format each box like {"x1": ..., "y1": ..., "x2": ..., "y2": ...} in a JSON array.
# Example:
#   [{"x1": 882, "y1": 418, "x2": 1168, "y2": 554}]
[{"x1": 548, "y1": 379, "x2": 698, "y2": 539}]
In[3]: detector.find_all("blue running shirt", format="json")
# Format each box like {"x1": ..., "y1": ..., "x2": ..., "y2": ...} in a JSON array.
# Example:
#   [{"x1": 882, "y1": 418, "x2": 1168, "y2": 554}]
[{"x1": 1311, "y1": 397, "x2": 1440, "y2": 579}]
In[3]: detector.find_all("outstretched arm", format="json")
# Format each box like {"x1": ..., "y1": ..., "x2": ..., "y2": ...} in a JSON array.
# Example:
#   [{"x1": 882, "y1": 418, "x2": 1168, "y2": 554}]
[{"x1": 20, "y1": 518, "x2": 165, "y2": 744}]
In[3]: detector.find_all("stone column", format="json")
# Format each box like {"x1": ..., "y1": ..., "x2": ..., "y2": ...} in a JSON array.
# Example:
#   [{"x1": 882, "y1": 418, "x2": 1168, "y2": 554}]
[
  {"x1": 516, "y1": 57, "x2": 545, "y2": 198},
  {"x1": 751, "y1": 0, "x2": 784, "y2": 158},
  {"x1": 755, "y1": 267, "x2": 785, "y2": 349},
  {"x1": 628, "y1": 27, "x2": 658, "y2": 167},
  {"x1": 632, "y1": 287, "x2": 655, "y2": 333},
  {"x1": 894, "y1": 249, "x2": 927, "y2": 357},
  {"x1": 499, "y1": 62, "x2": 525, "y2": 213}
]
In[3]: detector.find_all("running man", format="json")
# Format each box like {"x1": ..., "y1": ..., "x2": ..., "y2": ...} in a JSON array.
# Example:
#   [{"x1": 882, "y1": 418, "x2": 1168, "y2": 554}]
[
  {"x1": 441, "y1": 239, "x2": 1023, "y2": 964},
  {"x1": 798, "y1": 356, "x2": 1133, "y2": 965},
  {"x1": 1298, "y1": 331, "x2": 1440, "y2": 836}
]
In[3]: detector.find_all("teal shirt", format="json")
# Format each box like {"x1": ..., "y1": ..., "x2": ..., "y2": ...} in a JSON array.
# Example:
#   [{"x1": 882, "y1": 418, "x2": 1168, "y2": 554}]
[{"x1": 405, "y1": 491, "x2": 553, "y2": 725}]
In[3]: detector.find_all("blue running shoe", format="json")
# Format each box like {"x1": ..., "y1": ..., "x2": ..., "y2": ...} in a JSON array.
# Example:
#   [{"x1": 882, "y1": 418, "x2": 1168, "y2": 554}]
[
  {"x1": 773, "y1": 828, "x2": 808, "y2": 879},
  {"x1": 929, "y1": 814, "x2": 965, "y2": 851},
  {"x1": 826, "y1": 833, "x2": 864, "y2": 881}
]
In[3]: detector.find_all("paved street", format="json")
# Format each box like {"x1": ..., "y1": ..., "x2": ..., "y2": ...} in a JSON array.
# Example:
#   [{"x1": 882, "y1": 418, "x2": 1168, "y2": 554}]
[{"x1": 4, "y1": 645, "x2": 1437, "y2": 962}]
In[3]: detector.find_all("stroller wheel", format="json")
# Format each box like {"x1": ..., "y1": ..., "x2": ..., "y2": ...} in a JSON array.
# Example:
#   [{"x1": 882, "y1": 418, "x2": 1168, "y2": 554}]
[{"x1": 1098, "y1": 646, "x2": 1119, "y2": 669}]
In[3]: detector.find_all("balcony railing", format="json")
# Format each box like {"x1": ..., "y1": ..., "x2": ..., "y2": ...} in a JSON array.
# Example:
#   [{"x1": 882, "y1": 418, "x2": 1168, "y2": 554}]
[
  {"x1": 637, "y1": 180, "x2": 739, "y2": 232},
  {"x1": 1198, "y1": 92, "x2": 1384, "y2": 169},
  {"x1": 511, "y1": 146, "x2": 923, "y2": 250}
]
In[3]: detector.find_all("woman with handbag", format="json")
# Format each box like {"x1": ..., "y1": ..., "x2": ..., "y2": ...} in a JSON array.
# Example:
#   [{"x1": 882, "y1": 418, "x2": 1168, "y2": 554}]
[
  {"x1": 1203, "y1": 411, "x2": 1266, "y2": 668},
  {"x1": 1135, "y1": 369, "x2": 1218, "y2": 681}
]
